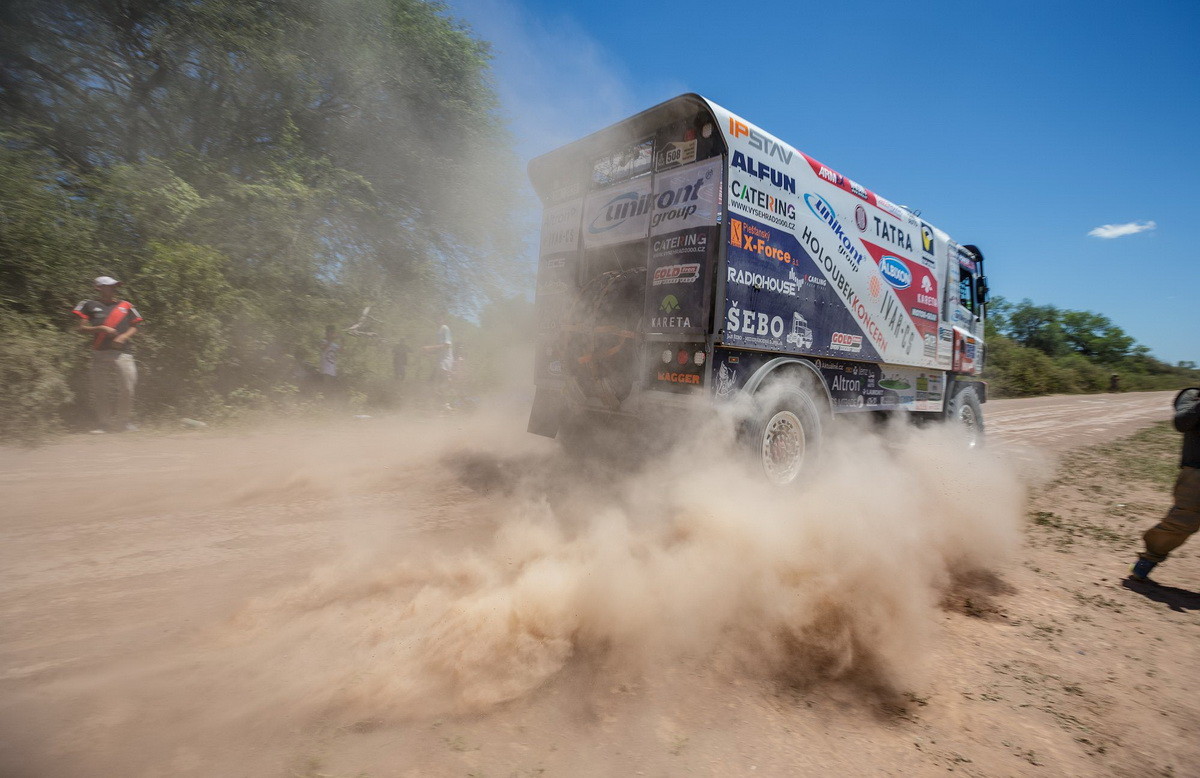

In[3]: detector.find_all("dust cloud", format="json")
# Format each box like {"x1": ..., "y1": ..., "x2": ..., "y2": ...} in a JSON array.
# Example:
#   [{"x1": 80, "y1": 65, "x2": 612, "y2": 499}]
[{"x1": 212, "y1": 406, "x2": 1025, "y2": 724}]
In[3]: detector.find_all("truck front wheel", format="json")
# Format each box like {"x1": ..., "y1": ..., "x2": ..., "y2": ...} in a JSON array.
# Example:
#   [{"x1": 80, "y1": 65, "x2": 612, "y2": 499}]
[
  {"x1": 749, "y1": 384, "x2": 823, "y2": 485},
  {"x1": 945, "y1": 385, "x2": 984, "y2": 448}
]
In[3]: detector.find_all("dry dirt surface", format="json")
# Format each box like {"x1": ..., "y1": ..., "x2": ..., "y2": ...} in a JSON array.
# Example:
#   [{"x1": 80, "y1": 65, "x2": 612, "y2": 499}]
[{"x1": 1, "y1": 389, "x2": 1196, "y2": 778}]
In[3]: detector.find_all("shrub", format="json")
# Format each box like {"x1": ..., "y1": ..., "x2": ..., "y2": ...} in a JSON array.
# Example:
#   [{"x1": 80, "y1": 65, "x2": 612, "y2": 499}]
[{"x1": 0, "y1": 313, "x2": 77, "y2": 443}]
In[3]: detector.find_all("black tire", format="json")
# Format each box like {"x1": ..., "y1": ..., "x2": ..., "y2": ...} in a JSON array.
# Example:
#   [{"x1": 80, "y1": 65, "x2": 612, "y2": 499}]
[
  {"x1": 945, "y1": 385, "x2": 984, "y2": 448},
  {"x1": 747, "y1": 383, "x2": 823, "y2": 485}
]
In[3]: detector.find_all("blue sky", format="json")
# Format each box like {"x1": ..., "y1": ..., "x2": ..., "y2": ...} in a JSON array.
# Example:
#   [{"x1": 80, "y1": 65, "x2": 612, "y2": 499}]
[{"x1": 450, "y1": 0, "x2": 1199, "y2": 365}]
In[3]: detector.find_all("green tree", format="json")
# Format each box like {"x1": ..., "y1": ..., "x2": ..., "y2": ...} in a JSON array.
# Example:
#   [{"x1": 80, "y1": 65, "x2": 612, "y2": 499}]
[
  {"x1": 1005, "y1": 299, "x2": 1068, "y2": 357},
  {"x1": 1059, "y1": 310, "x2": 1134, "y2": 363},
  {"x1": 0, "y1": 0, "x2": 527, "y2": 436}
]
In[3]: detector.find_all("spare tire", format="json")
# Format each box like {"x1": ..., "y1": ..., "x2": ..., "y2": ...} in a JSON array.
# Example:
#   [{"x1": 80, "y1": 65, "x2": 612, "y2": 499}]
[{"x1": 561, "y1": 268, "x2": 645, "y2": 409}]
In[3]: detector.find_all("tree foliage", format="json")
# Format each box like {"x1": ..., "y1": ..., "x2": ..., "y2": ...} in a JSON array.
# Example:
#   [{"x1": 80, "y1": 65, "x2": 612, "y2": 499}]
[
  {"x1": 983, "y1": 296, "x2": 1199, "y2": 397},
  {"x1": 0, "y1": 0, "x2": 526, "y2": 437}
]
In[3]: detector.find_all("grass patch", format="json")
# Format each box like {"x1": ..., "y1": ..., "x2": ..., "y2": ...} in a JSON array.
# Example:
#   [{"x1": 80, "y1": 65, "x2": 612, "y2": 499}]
[
  {"x1": 1063, "y1": 422, "x2": 1179, "y2": 488},
  {"x1": 1029, "y1": 511, "x2": 1125, "y2": 545}
]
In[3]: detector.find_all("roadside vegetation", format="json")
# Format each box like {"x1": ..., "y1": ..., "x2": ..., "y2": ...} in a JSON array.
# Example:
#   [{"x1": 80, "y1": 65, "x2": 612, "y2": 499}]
[
  {"x1": 0, "y1": 0, "x2": 530, "y2": 441},
  {"x1": 982, "y1": 297, "x2": 1199, "y2": 397}
]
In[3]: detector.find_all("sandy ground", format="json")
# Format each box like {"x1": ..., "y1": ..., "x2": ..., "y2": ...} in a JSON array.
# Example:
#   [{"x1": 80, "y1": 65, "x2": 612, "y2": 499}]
[{"x1": 0, "y1": 389, "x2": 1195, "y2": 777}]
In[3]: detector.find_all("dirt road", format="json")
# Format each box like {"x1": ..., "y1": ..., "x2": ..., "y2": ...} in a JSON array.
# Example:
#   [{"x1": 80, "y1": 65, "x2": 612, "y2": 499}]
[{"x1": 0, "y1": 390, "x2": 1193, "y2": 777}]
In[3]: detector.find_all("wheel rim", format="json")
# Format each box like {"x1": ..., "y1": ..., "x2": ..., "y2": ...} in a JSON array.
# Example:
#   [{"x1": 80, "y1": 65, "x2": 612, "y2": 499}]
[
  {"x1": 761, "y1": 410, "x2": 806, "y2": 484},
  {"x1": 957, "y1": 403, "x2": 980, "y2": 449}
]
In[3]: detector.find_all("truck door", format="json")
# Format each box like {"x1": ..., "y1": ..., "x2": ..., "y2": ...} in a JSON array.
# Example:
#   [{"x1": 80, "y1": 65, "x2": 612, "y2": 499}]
[{"x1": 948, "y1": 247, "x2": 982, "y2": 374}]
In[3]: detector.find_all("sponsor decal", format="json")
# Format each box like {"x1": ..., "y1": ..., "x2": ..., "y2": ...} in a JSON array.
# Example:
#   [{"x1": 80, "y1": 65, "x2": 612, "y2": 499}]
[
  {"x1": 729, "y1": 179, "x2": 796, "y2": 228},
  {"x1": 652, "y1": 263, "x2": 701, "y2": 285},
  {"x1": 816, "y1": 165, "x2": 844, "y2": 187},
  {"x1": 911, "y1": 307, "x2": 938, "y2": 322},
  {"x1": 651, "y1": 158, "x2": 722, "y2": 237},
  {"x1": 725, "y1": 300, "x2": 785, "y2": 342},
  {"x1": 849, "y1": 179, "x2": 869, "y2": 201},
  {"x1": 879, "y1": 256, "x2": 912, "y2": 289},
  {"x1": 795, "y1": 223, "x2": 891, "y2": 352},
  {"x1": 831, "y1": 331, "x2": 863, "y2": 353},
  {"x1": 728, "y1": 118, "x2": 794, "y2": 164},
  {"x1": 652, "y1": 231, "x2": 708, "y2": 257},
  {"x1": 728, "y1": 217, "x2": 796, "y2": 265},
  {"x1": 537, "y1": 279, "x2": 570, "y2": 296},
  {"x1": 648, "y1": 168, "x2": 714, "y2": 230},
  {"x1": 656, "y1": 139, "x2": 697, "y2": 170},
  {"x1": 803, "y1": 193, "x2": 868, "y2": 269},
  {"x1": 872, "y1": 216, "x2": 914, "y2": 252},
  {"x1": 588, "y1": 189, "x2": 652, "y2": 235},
  {"x1": 652, "y1": 294, "x2": 691, "y2": 329},
  {"x1": 855, "y1": 204, "x2": 868, "y2": 231},
  {"x1": 715, "y1": 361, "x2": 738, "y2": 398},
  {"x1": 657, "y1": 370, "x2": 701, "y2": 385},
  {"x1": 726, "y1": 266, "x2": 802, "y2": 296},
  {"x1": 547, "y1": 181, "x2": 584, "y2": 204},
  {"x1": 730, "y1": 151, "x2": 796, "y2": 193},
  {"x1": 540, "y1": 200, "x2": 582, "y2": 255},
  {"x1": 873, "y1": 194, "x2": 904, "y2": 220},
  {"x1": 923, "y1": 332, "x2": 938, "y2": 358},
  {"x1": 869, "y1": 274, "x2": 882, "y2": 299},
  {"x1": 785, "y1": 312, "x2": 813, "y2": 349},
  {"x1": 920, "y1": 221, "x2": 935, "y2": 255},
  {"x1": 830, "y1": 373, "x2": 861, "y2": 392},
  {"x1": 875, "y1": 286, "x2": 916, "y2": 353}
]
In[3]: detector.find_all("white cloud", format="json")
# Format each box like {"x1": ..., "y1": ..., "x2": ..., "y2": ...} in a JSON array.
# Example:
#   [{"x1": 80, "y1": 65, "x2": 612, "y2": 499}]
[{"x1": 1087, "y1": 220, "x2": 1157, "y2": 239}]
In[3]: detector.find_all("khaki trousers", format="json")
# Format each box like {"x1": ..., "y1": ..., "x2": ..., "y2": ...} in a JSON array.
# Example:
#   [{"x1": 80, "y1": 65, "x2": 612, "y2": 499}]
[
  {"x1": 90, "y1": 351, "x2": 137, "y2": 431},
  {"x1": 1141, "y1": 466, "x2": 1200, "y2": 563}
]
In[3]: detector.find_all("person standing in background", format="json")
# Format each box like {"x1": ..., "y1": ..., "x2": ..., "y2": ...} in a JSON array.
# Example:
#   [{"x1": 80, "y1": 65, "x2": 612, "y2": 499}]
[
  {"x1": 73, "y1": 276, "x2": 143, "y2": 433},
  {"x1": 1130, "y1": 387, "x2": 1200, "y2": 582},
  {"x1": 425, "y1": 323, "x2": 453, "y2": 381},
  {"x1": 424, "y1": 323, "x2": 453, "y2": 409},
  {"x1": 392, "y1": 340, "x2": 409, "y2": 382},
  {"x1": 319, "y1": 324, "x2": 341, "y2": 391}
]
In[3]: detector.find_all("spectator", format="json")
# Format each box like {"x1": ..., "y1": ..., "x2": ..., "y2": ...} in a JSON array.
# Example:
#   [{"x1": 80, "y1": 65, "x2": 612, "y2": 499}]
[
  {"x1": 319, "y1": 324, "x2": 341, "y2": 390},
  {"x1": 424, "y1": 323, "x2": 453, "y2": 409},
  {"x1": 392, "y1": 340, "x2": 410, "y2": 382},
  {"x1": 72, "y1": 276, "x2": 143, "y2": 433},
  {"x1": 424, "y1": 323, "x2": 453, "y2": 382},
  {"x1": 1130, "y1": 387, "x2": 1200, "y2": 582}
]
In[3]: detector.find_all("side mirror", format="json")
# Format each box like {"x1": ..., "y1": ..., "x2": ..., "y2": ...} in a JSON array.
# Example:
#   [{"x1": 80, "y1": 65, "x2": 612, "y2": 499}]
[{"x1": 977, "y1": 276, "x2": 989, "y2": 303}]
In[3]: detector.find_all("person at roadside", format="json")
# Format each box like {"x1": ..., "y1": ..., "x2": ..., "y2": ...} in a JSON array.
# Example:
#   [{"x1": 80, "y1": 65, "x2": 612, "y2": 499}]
[
  {"x1": 1130, "y1": 387, "x2": 1200, "y2": 582},
  {"x1": 392, "y1": 339, "x2": 409, "y2": 382},
  {"x1": 73, "y1": 276, "x2": 143, "y2": 433},
  {"x1": 319, "y1": 324, "x2": 341, "y2": 390},
  {"x1": 423, "y1": 323, "x2": 453, "y2": 408}
]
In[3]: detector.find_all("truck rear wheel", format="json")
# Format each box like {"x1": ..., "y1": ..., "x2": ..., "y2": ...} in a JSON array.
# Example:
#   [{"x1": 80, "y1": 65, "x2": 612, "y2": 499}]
[
  {"x1": 749, "y1": 384, "x2": 823, "y2": 485},
  {"x1": 946, "y1": 385, "x2": 984, "y2": 448}
]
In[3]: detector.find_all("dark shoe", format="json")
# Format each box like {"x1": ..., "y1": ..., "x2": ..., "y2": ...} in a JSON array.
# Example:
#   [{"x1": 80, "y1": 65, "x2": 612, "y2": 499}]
[{"x1": 1130, "y1": 558, "x2": 1158, "y2": 581}]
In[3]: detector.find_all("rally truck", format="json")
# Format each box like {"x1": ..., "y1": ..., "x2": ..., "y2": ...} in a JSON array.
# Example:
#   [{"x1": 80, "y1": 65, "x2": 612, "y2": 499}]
[{"x1": 526, "y1": 94, "x2": 989, "y2": 483}]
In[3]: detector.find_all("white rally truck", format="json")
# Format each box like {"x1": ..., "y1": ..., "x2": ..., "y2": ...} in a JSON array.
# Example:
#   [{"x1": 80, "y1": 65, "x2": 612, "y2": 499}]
[{"x1": 527, "y1": 94, "x2": 989, "y2": 483}]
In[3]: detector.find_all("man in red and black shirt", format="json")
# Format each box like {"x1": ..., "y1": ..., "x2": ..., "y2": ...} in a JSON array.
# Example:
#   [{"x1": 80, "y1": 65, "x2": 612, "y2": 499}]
[{"x1": 73, "y1": 276, "x2": 144, "y2": 432}]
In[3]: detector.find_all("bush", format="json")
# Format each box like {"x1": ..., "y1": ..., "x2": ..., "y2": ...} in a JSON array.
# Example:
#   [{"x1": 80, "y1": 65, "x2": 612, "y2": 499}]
[{"x1": 0, "y1": 314, "x2": 78, "y2": 443}]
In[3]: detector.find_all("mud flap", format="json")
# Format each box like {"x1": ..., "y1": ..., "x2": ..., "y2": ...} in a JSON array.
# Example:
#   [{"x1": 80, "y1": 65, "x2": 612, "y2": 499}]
[{"x1": 527, "y1": 386, "x2": 565, "y2": 438}]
